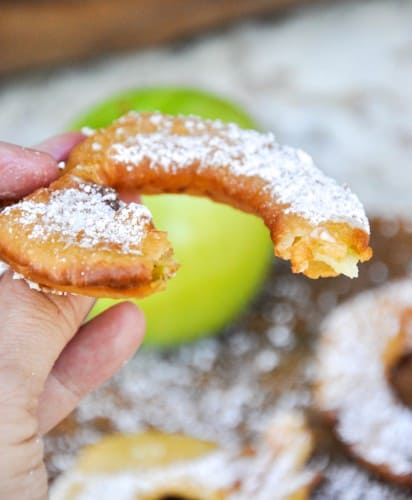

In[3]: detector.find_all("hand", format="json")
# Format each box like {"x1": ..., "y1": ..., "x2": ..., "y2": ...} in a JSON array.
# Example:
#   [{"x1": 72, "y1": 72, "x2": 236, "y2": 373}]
[{"x1": 0, "y1": 134, "x2": 145, "y2": 500}]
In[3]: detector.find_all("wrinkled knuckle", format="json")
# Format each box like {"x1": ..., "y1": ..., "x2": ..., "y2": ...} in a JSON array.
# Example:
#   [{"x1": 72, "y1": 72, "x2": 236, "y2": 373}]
[
  {"x1": 0, "y1": 365, "x2": 35, "y2": 404},
  {"x1": 0, "y1": 368, "x2": 46, "y2": 498},
  {"x1": 1, "y1": 436, "x2": 44, "y2": 476},
  {"x1": 0, "y1": 441, "x2": 47, "y2": 500},
  {"x1": 0, "y1": 366, "x2": 39, "y2": 446},
  {"x1": 42, "y1": 294, "x2": 85, "y2": 343},
  {"x1": 60, "y1": 295, "x2": 84, "y2": 335}
]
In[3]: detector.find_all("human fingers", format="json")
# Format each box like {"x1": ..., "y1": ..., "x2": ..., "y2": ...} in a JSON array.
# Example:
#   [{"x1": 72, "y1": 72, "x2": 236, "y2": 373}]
[
  {"x1": 0, "y1": 273, "x2": 94, "y2": 500},
  {"x1": 0, "y1": 133, "x2": 84, "y2": 200},
  {"x1": 0, "y1": 272, "x2": 95, "y2": 395},
  {"x1": 37, "y1": 302, "x2": 145, "y2": 434},
  {"x1": 35, "y1": 132, "x2": 84, "y2": 162},
  {"x1": 0, "y1": 132, "x2": 88, "y2": 500}
]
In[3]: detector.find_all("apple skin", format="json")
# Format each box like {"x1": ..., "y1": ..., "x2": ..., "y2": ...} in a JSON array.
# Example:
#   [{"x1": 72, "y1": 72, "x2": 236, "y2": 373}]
[
  {"x1": 74, "y1": 87, "x2": 273, "y2": 347},
  {"x1": 70, "y1": 87, "x2": 257, "y2": 131}
]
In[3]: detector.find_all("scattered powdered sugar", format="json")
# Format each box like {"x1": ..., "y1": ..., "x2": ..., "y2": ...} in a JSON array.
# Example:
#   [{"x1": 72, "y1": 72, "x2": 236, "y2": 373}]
[
  {"x1": 4, "y1": 182, "x2": 152, "y2": 254},
  {"x1": 81, "y1": 126, "x2": 95, "y2": 137},
  {"x1": 236, "y1": 412, "x2": 316, "y2": 500},
  {"x1": 0, "y1": 260, "x2": 8, "y2": 277},
  {"x1": 45, "y1": 225, "x2": 412, "y2": 498},
  {"x1": 12, "y1": 272, "x2": 42, "y2": 291},
  {"x1": 1, "y1": 261, "x2": 66, "y2": 294},
  {"x1": 316, "y1": 279, "x2": 412, "y2": 477},
  {"x1": 238, "y1": 450, "x2": 315, "y2": 500},
  {"x1": 108, "y1": 112, "x2": 369, "y2": 232},
  {"x1": 45, "y1": 269, "x2": 317, "y2": 478},
  {"x1": 317, "y1": 463, "x2": 402, "y2": 500},
  {"x1": 73, "y1": 337, "x2": 280, "y2": 446},
  {"x1": 11, "y1": 272, "x2": 68, "y2": 295}
]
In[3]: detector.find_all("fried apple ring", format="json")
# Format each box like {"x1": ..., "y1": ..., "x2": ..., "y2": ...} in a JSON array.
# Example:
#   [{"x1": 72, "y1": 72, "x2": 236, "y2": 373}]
[
  {"x1": 50, "y1": 412, "x2": 318, "y2": 500},
  {"x1": 0, "y1": 176, "x2": 177, "y2": 297},
  {"x1": 0, "y1": 112, "x2": 371, "y2": 297},
  {"x1": 315, "y1": 279, "x2": 412, "y2": 485}
]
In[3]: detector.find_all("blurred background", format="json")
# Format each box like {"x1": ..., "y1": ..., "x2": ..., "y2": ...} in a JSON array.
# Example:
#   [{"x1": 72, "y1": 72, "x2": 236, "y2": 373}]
[
  {"x1": 1, "y1": 0, "x2": 411, "y2": 215},
  {"x1": 2, "y1": 0, "x2": 412, "y2": 498}
]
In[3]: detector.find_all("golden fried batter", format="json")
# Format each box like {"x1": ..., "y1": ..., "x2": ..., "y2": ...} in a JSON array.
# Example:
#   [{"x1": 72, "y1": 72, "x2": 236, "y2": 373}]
[
  {"x1": 0, "y1": 176, "x2": 177, "y2": 297},
  {"x1": 0, "y1": 112, "x2": 372, "y2": 297}
]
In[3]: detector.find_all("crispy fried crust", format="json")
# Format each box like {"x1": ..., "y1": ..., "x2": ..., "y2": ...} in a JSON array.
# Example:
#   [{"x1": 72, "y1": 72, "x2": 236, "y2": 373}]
[
  {"x1": 0, "y1": 112, "x2": 372, "y2": 297},
  {"x1": 315, "y1": 280, "x2": 412, "y2": 485},
  {"x1": 66, "y1": 112, "x2": 372, "y2": 279},
  {"x1": 0, "y1": 176, "x2": 178, "y2": 298}
]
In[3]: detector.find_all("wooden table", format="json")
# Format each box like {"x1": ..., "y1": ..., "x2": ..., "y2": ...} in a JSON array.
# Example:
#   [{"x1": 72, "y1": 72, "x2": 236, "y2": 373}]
[{"x1": 0, "y1": 0, "x2": 314, "y2": 74}]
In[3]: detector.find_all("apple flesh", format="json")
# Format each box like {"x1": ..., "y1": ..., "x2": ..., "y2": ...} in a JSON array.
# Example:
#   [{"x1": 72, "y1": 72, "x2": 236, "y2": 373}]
[{"x1": 74, "y1": 87, "x2": 273, "y2": 346}]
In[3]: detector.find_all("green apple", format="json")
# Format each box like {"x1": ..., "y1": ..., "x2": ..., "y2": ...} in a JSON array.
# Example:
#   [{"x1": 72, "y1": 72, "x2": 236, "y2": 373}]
[
  {"x1": 70, "y1": 87, "x2": 257, "y2": 131},
  {"x1": 73, "y1": 87, "x2": 273, "y2": 346}
]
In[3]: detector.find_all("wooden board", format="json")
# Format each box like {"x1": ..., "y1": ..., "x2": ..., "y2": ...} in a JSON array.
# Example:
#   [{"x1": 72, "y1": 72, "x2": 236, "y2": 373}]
[{"x1": 0, "y1": 0, "x2": 313, "y2": 74}]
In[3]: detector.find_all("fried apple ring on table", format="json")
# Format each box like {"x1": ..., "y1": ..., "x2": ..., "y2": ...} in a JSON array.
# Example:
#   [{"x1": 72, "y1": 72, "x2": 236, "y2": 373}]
[
  {"x1": 315, "y1": 279, "x2": 412, "y2": 486},
  {"x1": 0, "y1": 112, "x2": 371, "y2": 297},
  {"x1": 51, "y1": 412, "x2": 319, "y2": 500}
]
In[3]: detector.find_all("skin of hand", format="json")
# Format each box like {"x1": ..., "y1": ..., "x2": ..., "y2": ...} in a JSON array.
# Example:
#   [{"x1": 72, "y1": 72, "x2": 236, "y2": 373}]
[{"x1": 0, "y1": 134, "x2": 146, "y2": 500}]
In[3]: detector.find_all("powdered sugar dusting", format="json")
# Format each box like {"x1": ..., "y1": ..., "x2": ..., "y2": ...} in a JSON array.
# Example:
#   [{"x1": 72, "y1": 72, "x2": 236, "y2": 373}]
[
  {"x1": 4, "y1": 182, "x2": 152, "y2": 254},
  {"x1": 44, "y1": 234, "x2": 412, "y2": 498},
  {"x1": 50, "y1": 412, "x2": 317, "y2": 500},
  {"x1": 317, "y1": 463, "x2": 401, "y2": 500},
  {"x1": 1, "y1": 260, "x2": 67, "y2": 294},
  {"x1": 51, "y1": 451, "x2": 241, "y2": 500},
  {"x1": 108, "y1": 112, "x2": 369, "y2": 232},
  {"x1": 12, "y1": 272, "x2": 42, "y2": 291},
  {"x1": 316, "y1": 279, "x2": 412, "y2": 477},
  {"x1": 11, "y1": 271, "x2": 68, "y2": 295},
  {"x1": 236, "y1": 412, "x2": 316, "y2": 500},
  {"x1": 45, "y1": 271, "x2": 316, "y2": 479},
  {"x1": 0, "y1": 260, "x2": 8, "y2": 277},
  {"x1": 81, "y1": 126, "x2": 95, "y2": 137}
]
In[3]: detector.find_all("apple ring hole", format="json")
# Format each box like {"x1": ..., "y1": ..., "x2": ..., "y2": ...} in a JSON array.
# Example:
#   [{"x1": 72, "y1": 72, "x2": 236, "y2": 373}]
[
  {"x1": 161, "y1": 496, "x2": 196, "y2": 500},
  {"x1": 142, "y1": 494, "x2": 198, "y2": 500},
  {"x1": 389, "y1": 352, "x2": 412, "y2": 408}
]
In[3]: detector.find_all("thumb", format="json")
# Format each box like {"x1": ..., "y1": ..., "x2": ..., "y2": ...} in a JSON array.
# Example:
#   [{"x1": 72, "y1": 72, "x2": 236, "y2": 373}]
[
  {"x1": 0, "y1": 272, "x2": 94, "y2": 394},
  {"x1": 0, "y1": 272, "x2": 94, "y2": 500}
]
